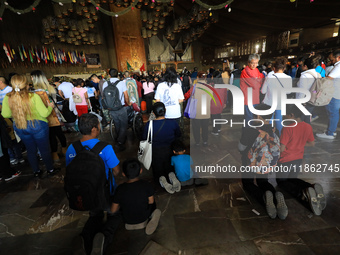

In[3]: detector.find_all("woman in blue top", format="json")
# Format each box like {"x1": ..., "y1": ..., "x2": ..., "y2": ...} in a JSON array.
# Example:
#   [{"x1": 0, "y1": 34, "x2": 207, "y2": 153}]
[{"x1": 142, "y1": 102, "x2": 181, "y2": 192}]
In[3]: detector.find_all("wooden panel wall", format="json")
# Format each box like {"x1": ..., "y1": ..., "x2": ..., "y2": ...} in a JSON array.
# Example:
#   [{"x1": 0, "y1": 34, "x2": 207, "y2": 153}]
[{"x1": 110, "y1": 5, "x2": 147, "y2": 72}]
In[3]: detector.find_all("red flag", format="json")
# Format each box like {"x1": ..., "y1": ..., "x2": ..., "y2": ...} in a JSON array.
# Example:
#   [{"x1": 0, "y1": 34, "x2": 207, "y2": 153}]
[{"x1": 140, "y1": 63, "x2": 145, "y2": 72}]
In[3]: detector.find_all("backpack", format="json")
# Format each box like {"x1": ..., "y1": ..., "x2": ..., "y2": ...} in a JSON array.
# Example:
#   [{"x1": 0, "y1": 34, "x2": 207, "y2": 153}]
[
  {"x1": 72, "y1": 89, "x2": 83, "y2": 103},
  {"x1": 64, "y1": 141, "x2": 112, "y2": 211},
  {"x1": 102, "y1": 80, "x2": 123, "y2": 111},
  {"x1": 306, "y1": 71, "x2": 334, "y2": 106}
]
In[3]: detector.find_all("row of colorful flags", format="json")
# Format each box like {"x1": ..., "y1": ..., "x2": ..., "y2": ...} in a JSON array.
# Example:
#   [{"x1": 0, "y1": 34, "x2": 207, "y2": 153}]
[{"x1": 2, "y1": 43, "x2": 87, "y2": 65}]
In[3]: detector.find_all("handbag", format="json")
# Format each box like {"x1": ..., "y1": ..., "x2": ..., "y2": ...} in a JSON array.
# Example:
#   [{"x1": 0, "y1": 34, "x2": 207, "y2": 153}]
[
  {"x1": 138, "y1": 120, "x2": 153, "y2": 170},
  {"x1": 184, "y1": 84, "x2": 197, "y2": 119}
]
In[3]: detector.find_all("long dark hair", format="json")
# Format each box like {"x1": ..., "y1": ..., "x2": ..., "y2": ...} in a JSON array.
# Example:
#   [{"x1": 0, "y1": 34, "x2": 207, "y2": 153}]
[
  {"x1": 163, "y1": 67, "x2": 177, "y2": 87},
  {"x1": 146, "y1": 76, "x2": 154, "y2": 87}
]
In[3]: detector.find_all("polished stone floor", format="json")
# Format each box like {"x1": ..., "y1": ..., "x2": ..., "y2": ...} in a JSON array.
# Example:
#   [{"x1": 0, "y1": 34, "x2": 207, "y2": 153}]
[{"x1": 1, "y1": 107, "x2": 340, "y2": 255}]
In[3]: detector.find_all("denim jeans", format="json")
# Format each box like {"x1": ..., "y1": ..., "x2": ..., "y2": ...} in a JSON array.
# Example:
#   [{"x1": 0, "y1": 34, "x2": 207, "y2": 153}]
[
  {"x1": 14, "y1": 120, "x2": 53, "y2": 173},
  {"x1": 326, "y1": 97, "x2": 340, "y2": 135},
  {"x1": 244, "y1": 104, "x2": 259, "y2": 128},
  {"x1": 273, "y1": 110, "x2": 283, "y2": 135},
  {"x1": 110, "y1": 107, "x2": 128, "y2": 145}
]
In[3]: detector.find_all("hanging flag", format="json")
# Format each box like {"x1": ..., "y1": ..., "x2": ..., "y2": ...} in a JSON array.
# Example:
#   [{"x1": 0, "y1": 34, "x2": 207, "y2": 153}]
[
  {"x1": 12, "y1": 48, "x2": 17, "y2": 60},
  {"x1": 62, "y1": 50, "x2": 66, "y2": 62},
  {"x1": 28, "y1": 48, "x2": 33, "y2": 63},
  {"x1": 53, "y1": 48, "x2": 57, "y2": 63},
  {"x1": 58, "y1": 50, "x2": 62, "y2": 64},
  {"x1": 82, "y1": 51, "x2": 87, "y2": 63},
  {"x1": 22, "y1": 45, "x2": 27, "y2": 59},
  {"x1": 18, "y1": 46, "x2": 24, "y2": 61},
  {"x1": 72, "y1": 51, "x2": 77, "y2": 64},
  {"x1": 3, "y1": 44, "x2": 12, "y2": 63},
  {"x1": 68, "y1": 51, "x2": 73, "y2": 64},
  {"x1": 35, "y1": 47, "x2": 40, "y2": 63},
  {"x1": 127, "y1": 61, "x2": 132, "y2": 70},
  {"x1": 30, "y1": 46, "x2": 35, "y2": 57},
  {"x1": 140, "y1": 63, "x2": 145, "y2": 72},
  {"x1": 7, "y1": 44, "x2": 13, "y2": 59}
]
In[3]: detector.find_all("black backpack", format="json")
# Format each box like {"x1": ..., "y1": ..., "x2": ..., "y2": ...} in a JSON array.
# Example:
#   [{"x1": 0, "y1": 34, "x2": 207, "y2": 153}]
[
  {"x1": 64, "y1": 141, "x2": 112, "y2": 211},
  {"x1": 102, "y1": 80, "x2": 123, "y2": 111}
]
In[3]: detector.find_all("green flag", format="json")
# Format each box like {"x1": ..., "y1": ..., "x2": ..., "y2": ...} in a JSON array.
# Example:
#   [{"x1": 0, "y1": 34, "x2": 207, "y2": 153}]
[{"x1": 127, "y1": 61, "x2": 132, "y2": 70}]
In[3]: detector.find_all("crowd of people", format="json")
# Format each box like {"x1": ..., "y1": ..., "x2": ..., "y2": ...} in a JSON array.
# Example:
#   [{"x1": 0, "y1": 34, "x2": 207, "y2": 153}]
[{"x1": 0, "y1": 48, "x2": 339, "y2": 254}]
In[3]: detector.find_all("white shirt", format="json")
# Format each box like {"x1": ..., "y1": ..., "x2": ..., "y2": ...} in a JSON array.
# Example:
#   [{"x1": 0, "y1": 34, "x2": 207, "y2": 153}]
[
  {"x1": 296, "y1": 69, "x2": 319, "y2": 99},
  {"x1": 155, "y1": 82, "x2": 184, "y2": 119},
  {"x1": 328, "y1": 61, "x2": 340, "y2": 99},
  {"x1": 261, "y1": 71, "x2": 292, "y2": 110},
  {"x1": 86, "y1": 86, "x2": 96, "y2": 98},
  {"x1": 58, "y1": 82, "x2": 74, "y2": 99},
  {"x1": 102, "y1": 78, "x2": 127, "y2": 105},
  {"x1": 325, "y1": 65, "x2": 334, "y2": 76}
]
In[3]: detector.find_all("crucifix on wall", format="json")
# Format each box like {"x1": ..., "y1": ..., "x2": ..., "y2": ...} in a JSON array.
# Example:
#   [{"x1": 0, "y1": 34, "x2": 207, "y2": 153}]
[{"x1": 121, "y1": 35, "x2": 141, "y2": 70}]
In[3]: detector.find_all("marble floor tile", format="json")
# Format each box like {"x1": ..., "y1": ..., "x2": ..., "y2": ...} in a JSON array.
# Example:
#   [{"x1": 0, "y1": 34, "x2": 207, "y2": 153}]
[
  {"x1": 181, "y1": 241, "x2": 262, "y2": 255},
  {"x1": 139, "y1": 240, "x2": 177, "y2": 255},
  {"x1": 0, "y1": 190, "x2": 46, "y2": 215},
  {"x1": 298, "y1": 227, "x2": 340, "y2": 255},
  {"x1": 254, "y1": 233, "x2": 315, "y2": 255},
  {"x1": 174, "y1": 210, "x2": 239, "y2": 249}
]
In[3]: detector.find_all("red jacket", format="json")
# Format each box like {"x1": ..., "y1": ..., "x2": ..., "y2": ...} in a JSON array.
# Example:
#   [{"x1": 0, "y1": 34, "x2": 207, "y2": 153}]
[{"x1": 240, "y1": 66, "x2": 264, "y2": 105}]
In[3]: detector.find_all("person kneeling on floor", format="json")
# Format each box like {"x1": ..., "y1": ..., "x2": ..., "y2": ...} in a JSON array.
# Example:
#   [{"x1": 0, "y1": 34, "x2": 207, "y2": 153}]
[
  {"x1": 171, "y1": 140, "x2": 208, "y2": 186},
  {"x1": 111, "y1": 159, "x2": 161, "y2": 235}
]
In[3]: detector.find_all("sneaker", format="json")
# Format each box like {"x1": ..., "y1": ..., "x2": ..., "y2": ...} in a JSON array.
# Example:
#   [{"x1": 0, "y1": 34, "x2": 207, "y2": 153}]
[
  {"x1": 311, "y1": 116, "x2": 319, "y2": 122},
  {"x1": 316, "y1": 132, "x2": 335, "y2": 140},
  {"x1": 47, "y1": 168, "x2": 60, "y2": 176},
  {"x1": 168, "y1": 172, "x2": 181, "y2": 192},
  {"x1": 217, "y1": 129, "x2": 221, "y2": 133},
  {"x1": 4, "y1": 171, "x2": 21, "y2": 182},
  {"x1": 18, "y1": 158, "x2": 25, "y2": 164},
  {"x1": 145, "y1": 209, "x2": 162, "y2": 235},
  {"x1": 313, "y1": 183, "x2": 326, "y2": 211},
  {"x1": 10, "y1": 159, "x2": 18, "y2": 165},
  {"x1": 275, "y1": 192, "x2": 288, "y2": 220},
  {"x1": 33, "y1": 171, "x2": 43, "y2": 178},
  {"x1": 304, "y1": 187, "x2": 321, "y2": 216},
  {"x1": 265, "y1": 191, "x2": 277, "y2": 219},
  {"x1": 159, "y1": 176, "x2": 175, "y2": 194},
  {"x1": 211, "y1": 132, "x2": 219, "y2": 136},
  {"x1": 90, "y1": 232, "x2": 105, "y2": 255},
  {"x1": 203, "y1": 142, "x2": 208, "y2": 147},
  {"x1": 72, "y1": 235, "x2": 86, "y2": 255},
  {"x1": 323, "y1": 130, "x2": 337, "y2": 137}
]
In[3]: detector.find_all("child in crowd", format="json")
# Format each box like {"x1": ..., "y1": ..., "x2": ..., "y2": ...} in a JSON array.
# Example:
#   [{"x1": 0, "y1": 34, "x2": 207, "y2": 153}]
[
  {"x1": 277, "y1": 105, "x2": 326, "y2": 216},
  {"x1": 171, "y1": 140, "x2": 208, "y2": 186},
  {"x1": 111, "y1": 159, "x2": 161, "y2": 235},
  {"x1": 239, "y1": 104, "x2": 288, "y2": 220}
]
